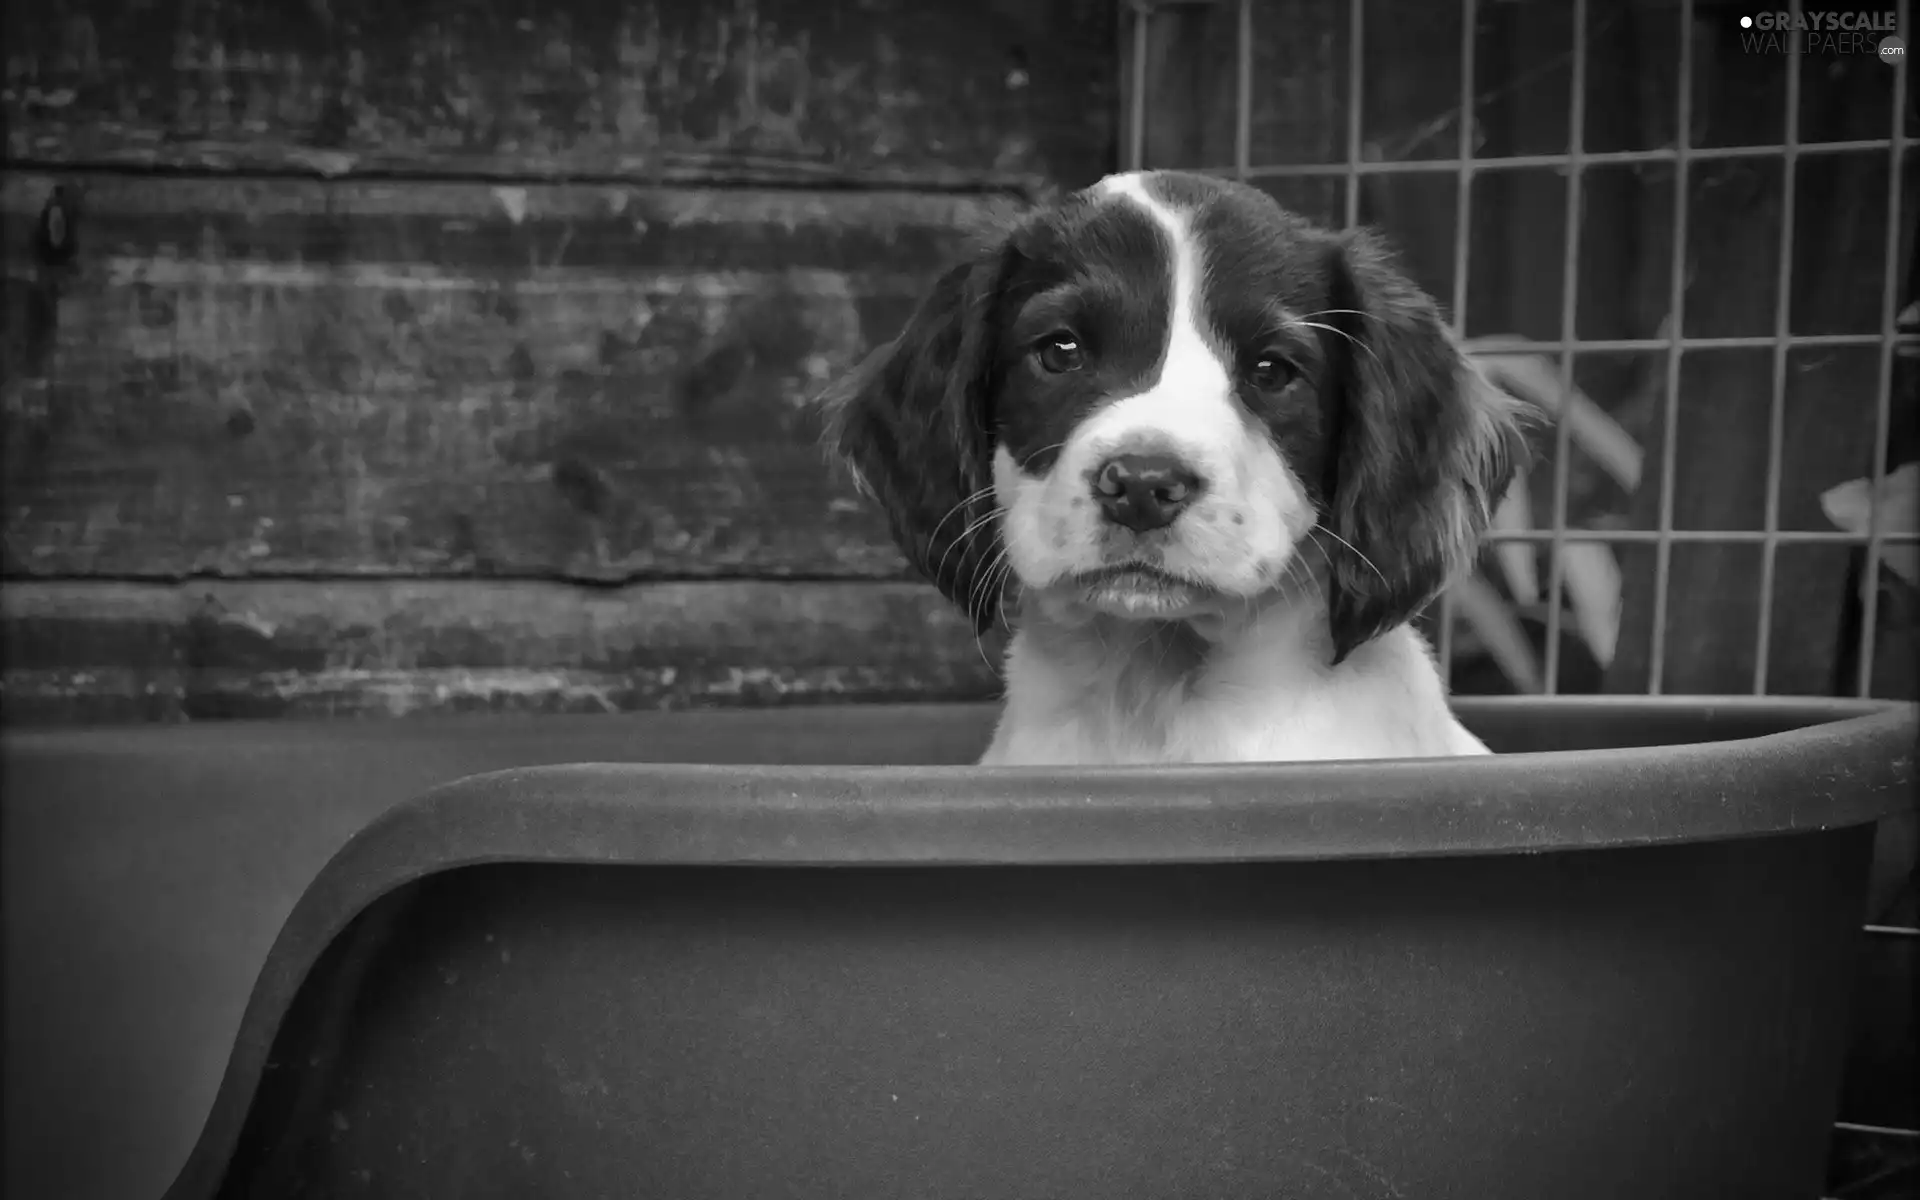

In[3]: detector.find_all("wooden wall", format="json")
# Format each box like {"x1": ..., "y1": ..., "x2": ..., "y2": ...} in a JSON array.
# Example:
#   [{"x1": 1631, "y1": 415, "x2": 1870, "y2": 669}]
[{"x1": 1, "y1": 0, "x2": 1117, "y2": 723}]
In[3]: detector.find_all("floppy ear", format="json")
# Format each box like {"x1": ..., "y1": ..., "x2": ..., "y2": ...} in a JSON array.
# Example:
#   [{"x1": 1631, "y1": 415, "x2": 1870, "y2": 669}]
[
  {"x1": 1321, "y1": 229, "x2": 1532, "y2": 665},
  {"x1": 818, "y1": 245, "x2": 1011, "y2": 634}
]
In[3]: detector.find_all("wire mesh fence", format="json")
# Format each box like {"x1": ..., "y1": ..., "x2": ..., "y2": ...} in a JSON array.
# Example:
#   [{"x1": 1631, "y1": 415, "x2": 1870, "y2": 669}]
[
  {"x1": 1123, "y1": 0, "x2": 1914, "y2": 699},
  {"x1": 1121, "y1": 0, "x2": 1915, "y2": 1192}
]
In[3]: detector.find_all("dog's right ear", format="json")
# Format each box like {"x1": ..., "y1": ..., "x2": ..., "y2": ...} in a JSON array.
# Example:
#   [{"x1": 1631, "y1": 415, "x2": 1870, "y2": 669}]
[{"x1": 818, "y1": 243, "x2": 1012, "y2": 633}]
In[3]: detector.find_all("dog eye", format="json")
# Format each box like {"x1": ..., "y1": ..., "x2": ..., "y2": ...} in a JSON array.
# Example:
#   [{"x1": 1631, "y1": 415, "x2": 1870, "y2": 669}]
[
  {"x1": 1035, "y1": 334, "x2": 1085, "y2": 374},
  {"x1": 1246, "y1": 353, "x2": 1297, "y2": 391}
]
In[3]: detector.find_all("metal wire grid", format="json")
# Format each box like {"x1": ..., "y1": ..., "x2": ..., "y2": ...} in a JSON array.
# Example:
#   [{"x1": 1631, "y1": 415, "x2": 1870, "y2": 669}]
[
  {"x1": 1122, "y1": 0, "x2": 1919, "y2": 1178},
  {"x1": 1123, "y1": 0, "x2": 1916, "y2": 700}
]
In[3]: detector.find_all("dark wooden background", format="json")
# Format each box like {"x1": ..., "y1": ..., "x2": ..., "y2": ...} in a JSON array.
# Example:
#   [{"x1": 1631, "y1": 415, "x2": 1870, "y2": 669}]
[
  {"x1": 2, "y1": 0, "x2": 1117, "y2": 722},
  {"x1": 3, "y1": 0, "x2": 1913, "y2": 723}
]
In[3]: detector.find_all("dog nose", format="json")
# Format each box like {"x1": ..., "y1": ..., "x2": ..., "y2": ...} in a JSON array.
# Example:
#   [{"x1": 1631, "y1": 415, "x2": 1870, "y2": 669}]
[{"x1": 1092, "y1": 453, "x2": 1202, "y2": 532}]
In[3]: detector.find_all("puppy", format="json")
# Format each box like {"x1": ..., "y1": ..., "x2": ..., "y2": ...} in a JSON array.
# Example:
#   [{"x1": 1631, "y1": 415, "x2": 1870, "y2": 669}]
[{"x1": 821, "y1": 170, "x2": 1529, "y2": 766}]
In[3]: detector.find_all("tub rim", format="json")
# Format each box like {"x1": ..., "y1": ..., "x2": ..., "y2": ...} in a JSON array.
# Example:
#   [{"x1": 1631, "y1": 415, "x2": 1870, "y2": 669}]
[
  {"x1": 161, "y1": 695, "x2": 1916, "y2": 1200},
  {"x1": 358, "y1": 695, "x2": 1917, "y2": 867}
]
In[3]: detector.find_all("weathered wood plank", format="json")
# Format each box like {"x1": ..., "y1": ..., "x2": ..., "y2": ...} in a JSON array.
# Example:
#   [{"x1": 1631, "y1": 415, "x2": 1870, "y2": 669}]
[
  {"x1": 3, "y1": 0, "x2": 1114, "y2": 191},
  {"x1": 0, "y1": 578, "x2": 1002, "y2": 724},
  {"x1": 2, "y1": 174, "x2": 1020, "y2": 580}
]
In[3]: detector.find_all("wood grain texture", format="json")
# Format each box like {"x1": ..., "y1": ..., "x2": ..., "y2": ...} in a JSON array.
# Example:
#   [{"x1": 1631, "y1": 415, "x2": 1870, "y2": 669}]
[
  {"x1": 1, "y1": 579, "x2": 1003, "y2": 724},
  {"x1": 2, "y1": 173, "x2": 1024, "y2": 580},
  {"x1": 3, "y1": 0, "x2": 1115, "y2": 191}
]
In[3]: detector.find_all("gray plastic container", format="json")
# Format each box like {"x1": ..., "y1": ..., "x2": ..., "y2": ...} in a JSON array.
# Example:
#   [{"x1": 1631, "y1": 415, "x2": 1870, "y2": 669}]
[{"x1": 159, "y1": 697, "x2": 1915, "y2": 1200}]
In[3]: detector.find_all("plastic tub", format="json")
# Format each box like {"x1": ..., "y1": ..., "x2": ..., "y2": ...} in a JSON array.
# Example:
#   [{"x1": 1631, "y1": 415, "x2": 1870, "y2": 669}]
[{"x1": 161, "y1": 697, "x2": 1914, "y2": 1200}]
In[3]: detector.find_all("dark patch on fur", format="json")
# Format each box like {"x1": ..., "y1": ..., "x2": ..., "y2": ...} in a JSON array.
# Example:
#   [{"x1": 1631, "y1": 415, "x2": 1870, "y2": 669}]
[
  {"x1": 818, "y1": 236, "x2": 1017, "y2": 632},
  {"x1": 1319, "y1": 229, "x2": 1531, "y2": 664},
  {"x1": 993, "y1": 200, "x2": 1174, "y2": 474},
  {"x1": 1150, "y1": 172, "x2": 1529, "y2": 664},
  {"x1": 818, "y1": 194, "x2": 1178, "y2": 633}
]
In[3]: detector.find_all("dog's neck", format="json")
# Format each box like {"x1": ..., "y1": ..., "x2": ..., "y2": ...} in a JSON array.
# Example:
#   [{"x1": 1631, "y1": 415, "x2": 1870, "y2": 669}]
[
  {"x1": 984, "y1": 581, "x2": 1473, "y2": 765},
  {"x1": 1013, "y1": 586, "x2": 1332, "y2": 695},
  {"x1": 992, "y1": 581, "x2": 1340, "y2": 756}
]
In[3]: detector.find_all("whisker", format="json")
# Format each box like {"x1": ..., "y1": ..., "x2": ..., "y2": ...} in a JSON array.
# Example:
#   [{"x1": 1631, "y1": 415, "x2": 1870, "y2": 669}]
[
  {"x1": 931, "y1": 438, "x2": 1075, "y2": 589},
  {"x1": 973, "y1": 628, "x2": 995, "y2": 675},
  {"x1": 939, "y1": 483, "x2": 999, "y2": 517},
  {"x1": 1300, "y1": 536, "x2": 1330, "y2": 584},
  {"x1": 1277, "y1": 552, "x2": 1311, "y2": 605},
  {"x1": 932, "y1": 506, "x2": 1002, "y2": 591},
  {"x1": 966, "y1": 544, "x2": 1013, "y2": 630},
  {"x1": 1279, "y1": 552, "x2": 1305, "y2": 595},
  {"x1": 972, "y1": 597, "x2": 1001, "y2": 673},
  {"x1": 967, "y1": 564, "x2": 1003, "y2": 668},
  {"x1": 968, "y1": 551, "x2": 1019, "y2": 673},
  {"x1": 925, "y1": 484, "x2": 998, "y2": 548},
  {"x1": 1293, "y1": 307, "x2": 1385, "y2": 325},
  {"x1": 1288, "y1": 320, "x2": 1386, "y2": 373},
  {"x1": 990, "y1": 557, "x2": 1017, "y2": 625},
  {"x1": 1311, "y1": 525, "x2": 1387, "y2": 588}
]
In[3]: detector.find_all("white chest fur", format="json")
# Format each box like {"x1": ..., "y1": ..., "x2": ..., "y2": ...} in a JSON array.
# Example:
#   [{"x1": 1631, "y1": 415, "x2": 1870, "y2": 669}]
[{"x1": 979, "y1": 607, "x2": 1489, "y2": 766}]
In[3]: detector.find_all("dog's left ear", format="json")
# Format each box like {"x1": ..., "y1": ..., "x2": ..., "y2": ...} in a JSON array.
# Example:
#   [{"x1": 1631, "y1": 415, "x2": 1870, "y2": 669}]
[{"x1": 1321, "y1": 229, "x2": 1532, "y2": 664}]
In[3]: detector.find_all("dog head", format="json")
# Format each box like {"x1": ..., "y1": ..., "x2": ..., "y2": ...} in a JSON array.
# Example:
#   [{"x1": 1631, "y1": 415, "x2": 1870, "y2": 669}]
[{"x1": 821, "y1": 170, "x2": 1528, "y2": 662}]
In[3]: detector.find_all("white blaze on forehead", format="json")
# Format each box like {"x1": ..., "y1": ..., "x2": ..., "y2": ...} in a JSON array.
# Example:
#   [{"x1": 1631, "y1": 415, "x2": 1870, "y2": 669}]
[
  {"x1": 993, "y1": 171, "x2": 1316, "y2": 601},
  {"x1": 1078, "y1": 173, "x2": 1237, "y2": 459}
]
